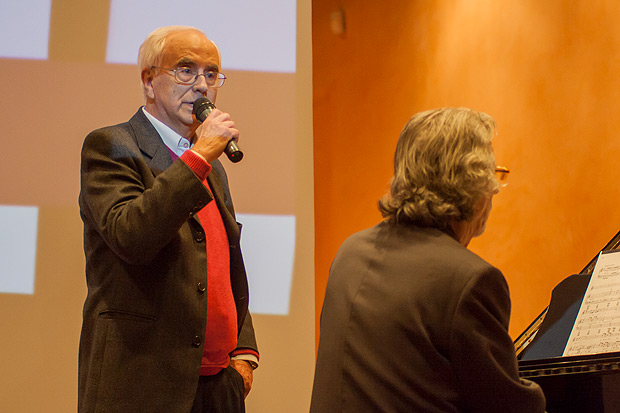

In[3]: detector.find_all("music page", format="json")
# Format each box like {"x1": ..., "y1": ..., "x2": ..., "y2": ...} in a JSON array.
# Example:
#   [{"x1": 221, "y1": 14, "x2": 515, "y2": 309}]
[{"x1": 563, "y1": 250, "x2": 620, "y2": 356}]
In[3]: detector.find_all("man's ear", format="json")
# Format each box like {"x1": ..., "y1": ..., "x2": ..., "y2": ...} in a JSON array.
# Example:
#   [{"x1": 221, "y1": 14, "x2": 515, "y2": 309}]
[{"x1": 142, "y1": 68, "x2": 155, "y2": 100}]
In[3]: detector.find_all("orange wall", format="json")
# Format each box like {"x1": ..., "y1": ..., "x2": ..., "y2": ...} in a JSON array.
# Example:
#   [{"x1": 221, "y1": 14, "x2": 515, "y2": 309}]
[{"x1": 313, "y1": 0, "x2": 620, "y2": 343}]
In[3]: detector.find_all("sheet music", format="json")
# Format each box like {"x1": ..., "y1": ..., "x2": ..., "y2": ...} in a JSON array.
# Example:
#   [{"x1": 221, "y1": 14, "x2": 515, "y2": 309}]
[{"x1": 564, "y1": 250, "x2": 620, "y2": 356}]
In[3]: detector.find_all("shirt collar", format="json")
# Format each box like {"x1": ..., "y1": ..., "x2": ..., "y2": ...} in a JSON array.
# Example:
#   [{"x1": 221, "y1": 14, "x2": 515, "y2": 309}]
[{"x1": 141, "y1": 107, "x2": 193, "y2": 157}]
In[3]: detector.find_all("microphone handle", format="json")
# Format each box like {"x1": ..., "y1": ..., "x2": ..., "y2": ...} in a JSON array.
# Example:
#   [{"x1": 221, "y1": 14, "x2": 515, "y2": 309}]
[
  {"x1": 195, "y1": 101, "x2": 243, "y2": 163},
  {"x1": 226, "y1": 139, "x2": 243, "y2": 163}
]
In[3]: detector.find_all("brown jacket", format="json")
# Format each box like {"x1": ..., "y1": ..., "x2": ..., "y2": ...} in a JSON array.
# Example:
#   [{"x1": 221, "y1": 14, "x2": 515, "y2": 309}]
[
  {"x1": 78, "y1": 109, "x2": 257, "y2": 412},
  {"x1": 311, "y1": 222, "x2": 544, "y2": 412}
]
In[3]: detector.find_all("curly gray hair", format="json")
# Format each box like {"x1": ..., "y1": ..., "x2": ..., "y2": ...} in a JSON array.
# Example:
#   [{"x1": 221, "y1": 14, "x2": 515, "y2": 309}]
[{"x1": 378, "y1": 107, "x2": 498, "y2": 229}]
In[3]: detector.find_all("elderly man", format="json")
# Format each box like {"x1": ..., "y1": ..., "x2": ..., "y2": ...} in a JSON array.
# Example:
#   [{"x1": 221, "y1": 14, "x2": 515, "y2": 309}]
[
  {"x1": 78, "y1": 26, "x2": 258, "y2": 412},
  {"x1": 310, "y1": 108, "x2": 546, "y2": 412}
]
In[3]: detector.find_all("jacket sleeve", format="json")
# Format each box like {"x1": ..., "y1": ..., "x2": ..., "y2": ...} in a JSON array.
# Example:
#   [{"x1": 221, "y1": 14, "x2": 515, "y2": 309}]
[
  {"x1": 79, "y1": 127, "x2": 212, "y2": 265},
  {"x1": 449, "y1": 267, "x2": 546, "y2": 413},
  {"x1": 233, "y1": 311, "x2": 260, "y2": 359}
]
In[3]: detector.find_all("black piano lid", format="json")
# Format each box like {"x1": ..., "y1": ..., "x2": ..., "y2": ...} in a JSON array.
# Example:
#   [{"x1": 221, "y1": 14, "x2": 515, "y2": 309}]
[{"x1": 515, "y1": 229, "x2": 620, "y2": 359}]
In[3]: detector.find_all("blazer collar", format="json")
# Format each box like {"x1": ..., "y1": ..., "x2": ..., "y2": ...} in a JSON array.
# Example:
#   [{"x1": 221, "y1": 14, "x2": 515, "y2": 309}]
[
  {"x1": 207, "y1": 161, "x2": 240, "y2": 243},
  {"x1": 128, "y1": 108, "x2": 174, "y2": 175}
]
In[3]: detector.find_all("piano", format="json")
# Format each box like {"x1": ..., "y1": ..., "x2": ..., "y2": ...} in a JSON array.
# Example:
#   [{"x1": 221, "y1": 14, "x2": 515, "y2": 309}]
[{"x1": 516, "y1": 230, "x2": 620, "y2": 412}]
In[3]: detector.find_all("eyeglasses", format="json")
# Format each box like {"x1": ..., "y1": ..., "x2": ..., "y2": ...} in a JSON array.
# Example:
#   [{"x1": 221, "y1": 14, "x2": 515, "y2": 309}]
[
  {"x1": 495, "y1": 166, "x2": 510, "y2": 187},
  {"x1": 152, "y1": 66, "x2": 226, "y2": 88}
]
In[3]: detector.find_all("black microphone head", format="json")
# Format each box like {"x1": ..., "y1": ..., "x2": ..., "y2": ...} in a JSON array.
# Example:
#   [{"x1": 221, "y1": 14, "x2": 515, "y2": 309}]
[{"x1": 193, "y1": 97, "x2": 215, "y2": 122}]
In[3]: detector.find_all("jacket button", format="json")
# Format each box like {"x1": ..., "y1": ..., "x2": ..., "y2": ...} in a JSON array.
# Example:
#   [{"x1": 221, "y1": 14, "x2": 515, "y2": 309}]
[
  {"x1": 197, "y1": 282, "x2": 206, "y2": 293},
  {"x1": 192, "y1": 336, "x2": 202, "y2": 347},
  {"x1": 195, "y1": 231, "x2": 204, "y2": 243}
]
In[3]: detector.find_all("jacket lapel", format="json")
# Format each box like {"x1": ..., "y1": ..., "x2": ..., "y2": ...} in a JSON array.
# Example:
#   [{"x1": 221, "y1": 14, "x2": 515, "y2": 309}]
[
  {"x1": 208, "y1": 168, "x2": 240, "y2": 245},
  {"x1": 128, "y1": 108, "x2": 174, "y2": 175}
]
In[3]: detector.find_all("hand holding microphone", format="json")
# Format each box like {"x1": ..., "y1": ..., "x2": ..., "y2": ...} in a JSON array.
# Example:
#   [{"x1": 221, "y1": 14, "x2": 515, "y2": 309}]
[{"x1": 193, "y1": 97, "x2": 243, "y2": 163}]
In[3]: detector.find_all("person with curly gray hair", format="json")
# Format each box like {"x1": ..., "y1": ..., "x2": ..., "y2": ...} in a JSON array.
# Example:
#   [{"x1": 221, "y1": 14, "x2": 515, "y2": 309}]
[{"x1": 310, "y1": 108, "x2": 546, "y2": 412}]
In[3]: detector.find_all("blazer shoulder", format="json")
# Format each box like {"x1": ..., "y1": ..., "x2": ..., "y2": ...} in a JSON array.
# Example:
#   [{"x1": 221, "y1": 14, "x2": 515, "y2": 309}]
[
  {"x1": 81, "y1": 109, "x2": 157, "y2": 156},
  {"x1": 83, "y1": 116, "x2": 135, "y2": 145}
]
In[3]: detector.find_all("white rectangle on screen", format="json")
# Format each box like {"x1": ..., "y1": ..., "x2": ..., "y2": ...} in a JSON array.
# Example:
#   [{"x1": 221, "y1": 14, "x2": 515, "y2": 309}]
[
  {"x1": 237, "y1": 214, "x2": 295, "y2": 315},
  {"x1": 0, "y1": 205, "x2": 39, "y2": 294},
  {"x1": 0, "y1": 1, "x2": 52, "y2": 59},
  {"x1": 106, "y1": 0, "x2": 296, "y2": 73}
]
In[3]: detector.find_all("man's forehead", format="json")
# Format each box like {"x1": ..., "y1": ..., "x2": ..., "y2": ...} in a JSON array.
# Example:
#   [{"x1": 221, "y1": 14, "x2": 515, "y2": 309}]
[{"x1": 162, "y1": 30, "x2": 220, "y2": 67}]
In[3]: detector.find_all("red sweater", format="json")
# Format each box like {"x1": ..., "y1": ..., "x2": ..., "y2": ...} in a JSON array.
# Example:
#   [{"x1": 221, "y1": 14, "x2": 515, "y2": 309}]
[{"x1": 179, "y1": 150, "x2": 238, "y2": 376}]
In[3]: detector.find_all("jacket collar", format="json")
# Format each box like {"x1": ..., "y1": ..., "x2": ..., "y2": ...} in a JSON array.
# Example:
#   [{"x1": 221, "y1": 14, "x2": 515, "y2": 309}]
[{"x1": 128, "y1": 108, "x2": 174, "y2": 175}]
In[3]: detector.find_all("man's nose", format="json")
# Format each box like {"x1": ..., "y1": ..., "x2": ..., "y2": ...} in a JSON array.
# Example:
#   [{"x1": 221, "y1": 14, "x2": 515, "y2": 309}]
[{"x1": 192, "y1": 74, "x2": 210, "y2": 93}]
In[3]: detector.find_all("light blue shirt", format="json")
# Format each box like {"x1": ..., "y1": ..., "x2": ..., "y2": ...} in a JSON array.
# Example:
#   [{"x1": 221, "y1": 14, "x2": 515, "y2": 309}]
[{"x1": 141, "y1": 107, "x2": 193, "y2": 157}]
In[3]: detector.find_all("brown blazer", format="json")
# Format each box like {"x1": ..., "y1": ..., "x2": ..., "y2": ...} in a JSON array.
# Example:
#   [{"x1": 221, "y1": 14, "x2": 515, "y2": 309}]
[
  {"x1": 310, "y1": 222, "x2": 545, "y2": 412},
  {"x1": 78, "y1": 109, "x2": 257, "y2": 412}
]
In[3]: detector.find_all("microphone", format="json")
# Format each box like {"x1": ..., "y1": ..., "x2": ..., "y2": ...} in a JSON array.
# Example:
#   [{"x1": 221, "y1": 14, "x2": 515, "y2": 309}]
[{"x1": 193, "y1": 97, "x2": 244, "y2": 163}]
